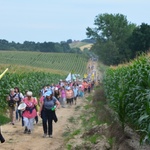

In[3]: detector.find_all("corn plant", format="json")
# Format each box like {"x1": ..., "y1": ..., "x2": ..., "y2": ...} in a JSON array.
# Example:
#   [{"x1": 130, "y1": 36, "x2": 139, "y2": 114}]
[
  {"x1": 0, "y1": 71, "x2": 64, "y2": 109},
  {"x1": 0, "y1": 51, "x2": 88, "y2": 76},
  {"x1": 103, "y1": 54, "x2": 150, "y2": 143}
]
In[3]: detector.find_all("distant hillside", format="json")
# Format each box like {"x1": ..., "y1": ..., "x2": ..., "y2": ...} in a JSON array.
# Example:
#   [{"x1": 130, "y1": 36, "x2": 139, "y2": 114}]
[{"x1": 69, "y1": 41, "x2": 93, "y2": 51}]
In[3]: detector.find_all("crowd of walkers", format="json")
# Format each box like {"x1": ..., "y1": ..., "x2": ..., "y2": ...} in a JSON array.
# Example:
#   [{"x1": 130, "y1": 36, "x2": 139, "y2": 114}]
[{"x1": 6, "y1": 79, "x2": 95, "y2": 138}]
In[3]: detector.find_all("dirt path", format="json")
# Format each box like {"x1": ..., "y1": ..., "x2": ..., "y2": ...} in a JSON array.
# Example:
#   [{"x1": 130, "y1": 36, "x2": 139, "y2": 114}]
[
  {"x1": 1, "y1": 60, "x2": 100, "y2": 150},
  {"x1": 1, "y1": 99, "x2": 85, "y2": 150}
]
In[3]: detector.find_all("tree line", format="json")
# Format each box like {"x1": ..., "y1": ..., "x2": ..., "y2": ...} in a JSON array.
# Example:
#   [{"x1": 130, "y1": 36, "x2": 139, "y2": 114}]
[
  {"x1": 86, "y1": 13, "x2": 150, "y2": 65},
  {"x1": 0, "y1": 40, "x2": 82, "y2": 54}
]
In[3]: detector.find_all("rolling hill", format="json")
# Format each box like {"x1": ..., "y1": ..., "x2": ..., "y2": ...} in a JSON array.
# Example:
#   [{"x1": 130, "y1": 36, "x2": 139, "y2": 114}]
[{"x1": 69, "y1": 41, "x2": 93, "y2": 51}]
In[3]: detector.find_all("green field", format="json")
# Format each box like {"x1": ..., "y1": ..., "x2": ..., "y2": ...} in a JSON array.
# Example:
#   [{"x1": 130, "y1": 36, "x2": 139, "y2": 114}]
[
  {"x1": 0, "y1": 51, "x2": 88, "y2": 111},
  {"x1": 104, "y1": 54, "x2": 150, "y2": 143},
  {"x1": 0, "y1": 51, "x2": 88, "y2": 76}
]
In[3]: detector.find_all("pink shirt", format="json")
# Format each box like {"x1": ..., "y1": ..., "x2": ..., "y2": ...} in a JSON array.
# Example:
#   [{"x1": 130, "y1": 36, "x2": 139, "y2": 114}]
[
  {"x1": 40, "y1": 96, "x2": 44, "y2": 104},
  {"x1": 60, "y1": 89, "x2": 66, "y2": 98},
  {"x1": 22, "y1": 97, "x2": 37, "y2": 118}
]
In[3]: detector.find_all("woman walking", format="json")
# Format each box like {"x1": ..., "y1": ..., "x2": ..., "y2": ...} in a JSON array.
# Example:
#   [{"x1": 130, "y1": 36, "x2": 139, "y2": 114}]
[
  {"x1": 39, "y1": 91, "x2": 60, "y2": 138},
  {"x1": 66, "y1": 87, "x2": 74, "y2": 105},
  {"x1": 14, "y1": 87, "x2": 24, "y2": 121},
  {"x1": 59, "y1": 86, "x2": 66, "y2": 108},
  {"x1": 22, "y1": 91, "x2": 37, "y2": 134}
]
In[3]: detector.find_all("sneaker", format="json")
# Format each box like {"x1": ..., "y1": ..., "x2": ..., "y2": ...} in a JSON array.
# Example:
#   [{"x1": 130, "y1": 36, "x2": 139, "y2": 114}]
[
  {"x1": 43, "y1": 133, "x2": 47, "y2": 138},
  {"x1": 49, "y1": 135, "x2": 53, "y2": 138},
  {"x1": 24, "y1": 127, "x2": 28, "y2": 134},
  {"x1": 28, "y1": 129, "x2": 31, "y2": 134}
]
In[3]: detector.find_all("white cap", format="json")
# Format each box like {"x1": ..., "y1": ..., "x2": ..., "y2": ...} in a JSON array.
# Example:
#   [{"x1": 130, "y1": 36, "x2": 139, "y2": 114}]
[{"x1": 27, "y1": 91, "x2": 32, "y2": 96}]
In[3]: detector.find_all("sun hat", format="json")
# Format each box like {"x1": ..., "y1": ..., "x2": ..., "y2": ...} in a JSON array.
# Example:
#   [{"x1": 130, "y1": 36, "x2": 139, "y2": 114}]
[
  {"x1": 26, "y1": 91, "x2": 32, "y2": 97},
  {"x1": 44, "y1": 91, "x2": 52, "y2": 97},
  {"x1": 18, "y1": 103, "x2": 27, "y2": 111}
]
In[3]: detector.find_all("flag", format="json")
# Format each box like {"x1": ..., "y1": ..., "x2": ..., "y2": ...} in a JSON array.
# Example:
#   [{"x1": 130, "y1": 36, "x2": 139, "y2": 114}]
[
  {"x1": 66, "y1": 72, "x2": 72, "y2": 81},
  {"x1": 72, "y1": 74, "x2": 76, "y2": 80},
  {"x1": 84, "y1": 74, "x2": 87, "y2": 78},
  {"x1": 0, "y1": 68, "x2": 8, "y2": 80}
]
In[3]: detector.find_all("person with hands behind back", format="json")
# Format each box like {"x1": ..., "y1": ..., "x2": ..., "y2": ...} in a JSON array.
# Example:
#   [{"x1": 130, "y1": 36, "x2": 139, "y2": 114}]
[{"x1": 39, "y1": 91, "x2": 60, "y2": 138}]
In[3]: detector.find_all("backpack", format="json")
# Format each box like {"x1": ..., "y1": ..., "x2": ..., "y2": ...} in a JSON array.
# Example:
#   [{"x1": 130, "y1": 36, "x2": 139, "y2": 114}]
[
  {"x1": 17, "y1": 93, "x2": 22, "y2": 105},
  {"x1": 8, "y1": 94, "x2": 16, "y2": 108}
]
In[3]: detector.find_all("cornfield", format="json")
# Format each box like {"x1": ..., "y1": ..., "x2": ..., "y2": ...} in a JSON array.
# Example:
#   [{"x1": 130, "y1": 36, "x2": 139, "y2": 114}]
[
  {"x1": 103, "y1": 54, "x2": 150, "y2": 143},
  {"x1": 0, "y1": 51, "x2": 88, "y2": 76},
  {"x1": 0, "y1": 51, "x2": 88, "y2": 111},
  {"x1": 0, "y1": 71, "x2": 63, "y2": 109}
]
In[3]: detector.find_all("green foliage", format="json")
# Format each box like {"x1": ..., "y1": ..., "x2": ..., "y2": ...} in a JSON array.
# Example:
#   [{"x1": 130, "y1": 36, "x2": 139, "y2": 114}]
[
  {"x1": 128, "y1": 23, "x2": 150, "y2": 58},
  {"x1": 0, "y1": 51, "x2": 87, "y2": 76},
  {"x1": 103, "y1": 54, "x2": 150, "y2": 143},
  {"x1": 72, "y1": 129, "x2": 81, "y2": 136},
  {"x1": 85, "y1": 134, "x2": 101, "y2": 144},
  {"x1": 0, "y1": 71, "x2": 63, "y2": 109},
  {"x1": 68, "y1": 116, "x2": 76, "y2": 124},
  {"x1": 0, "y1": 39, "x2": 83, "y2": 53},
  {"x1": 86, "y1": 13, "x2": 136, "y2": 65},
  {"x1": 0, "y1": 114, "x2": 10, "y2": 125},
  {"x1": 67, "y1": 144, "x2": 72, "y2": 150}
]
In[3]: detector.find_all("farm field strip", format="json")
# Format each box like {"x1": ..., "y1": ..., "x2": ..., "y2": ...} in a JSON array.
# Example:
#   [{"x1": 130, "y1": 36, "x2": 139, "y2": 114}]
[
  {"x1": 104, "y1": 55, "x2": 150, "y2": 143},
  {"x1": 0, "y1": 51, "x2": 88, "y2": 75}
]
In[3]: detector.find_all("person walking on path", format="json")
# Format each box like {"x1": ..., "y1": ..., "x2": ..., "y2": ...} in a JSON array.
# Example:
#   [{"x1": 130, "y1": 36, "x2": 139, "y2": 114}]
[
  {"x1": 73, "y1": 85, "x2": 78, "y2": 105},
  {"x1": 6, "y1": 88, "x2": 17, "y2": 125},
  {"x1": 22, "y1": 91, "x2": 37, "y2": 134},
  {"x1": 59, "y1": 86, "x2": 66, "y2": 108},
  {"x1": 39, "y1": 91, "x2": 60, "y2": 138},
  {"x1": 66, "y1": 87, "x2": 74, "y2": 106},
  {"x1": 14, "y1": 87, "x2": 24, "y2": 121},
  {"x1": 54, "y1": 87, "x2": 61, "y2": 102}
]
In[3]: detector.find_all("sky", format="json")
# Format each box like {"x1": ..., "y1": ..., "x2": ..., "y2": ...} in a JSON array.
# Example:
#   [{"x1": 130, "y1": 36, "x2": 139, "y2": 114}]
[{"x1": 0, "y1": 0, "x2": 149, "y2": 43}]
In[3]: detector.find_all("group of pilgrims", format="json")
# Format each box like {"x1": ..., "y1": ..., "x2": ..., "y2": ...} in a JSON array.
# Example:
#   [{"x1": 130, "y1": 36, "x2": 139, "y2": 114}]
[{"x1": 6, "y1": 79, "x2": 95, "y2": 138}]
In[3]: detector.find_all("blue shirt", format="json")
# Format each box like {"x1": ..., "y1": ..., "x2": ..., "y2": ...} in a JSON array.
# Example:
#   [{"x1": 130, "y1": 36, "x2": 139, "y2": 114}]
[{"x1": 44, "y1": 96, "x2": 57, "y2": 110}]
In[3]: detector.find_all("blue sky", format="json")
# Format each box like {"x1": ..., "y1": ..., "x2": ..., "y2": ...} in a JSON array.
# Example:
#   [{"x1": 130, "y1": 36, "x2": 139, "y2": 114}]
[{"x1": 0, "y1": 0, "x2": 149, "y2": 43}]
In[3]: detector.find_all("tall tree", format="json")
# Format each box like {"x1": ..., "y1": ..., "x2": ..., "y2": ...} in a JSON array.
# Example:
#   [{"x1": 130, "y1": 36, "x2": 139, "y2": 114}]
[
  {"x1": 86, "y1": 13, "x2": 136, "y2": 65},
  {"x1": 128, "y1": 23, "x2": 150, "y2": 58}
]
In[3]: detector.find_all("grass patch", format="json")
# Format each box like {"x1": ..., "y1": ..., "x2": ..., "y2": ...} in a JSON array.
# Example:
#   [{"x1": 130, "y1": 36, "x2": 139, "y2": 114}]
[
  {"x1": 83, "y1": 104, "x2": 91, "y2": 110},
  {"x1": 89, "y1": 115, "x2": 102, "y2": 125},
  {"x1": 85, "y1": 134, "x2": 101, "y2": 144},
  {"x1": 63, "y1": 129, "x2": 81, "y2": 142},
  {"x1": 72, "y1": 129, "x2": 81, "y2": 136},
  {"x1": 67, "y1": 144, "x2": 72, "y2": 150},
  {"x1": 62, "y1": 131, "x2": 71, "y2": 137},
  {"x1": 86, "y1": 95, "x2": 93, "y2": 101},
  {"x1": 68, "y1": 116, "x2": 76, "y2": 124},
  {"x1": 75, "y1": 105, "x2": 81, "y2": 111},
  {"x1": 80, "y1": 108, "x2": 102, "y2": 130},
  {"x1": 108, "y1": 137, "x2": 115, "y2": 148},
  {"x1": 0, "y1": 114, "x2": 10, "y2": 125},
  {"x1": 98, "y1": 62, "x2": 108, "y2": 74}
]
